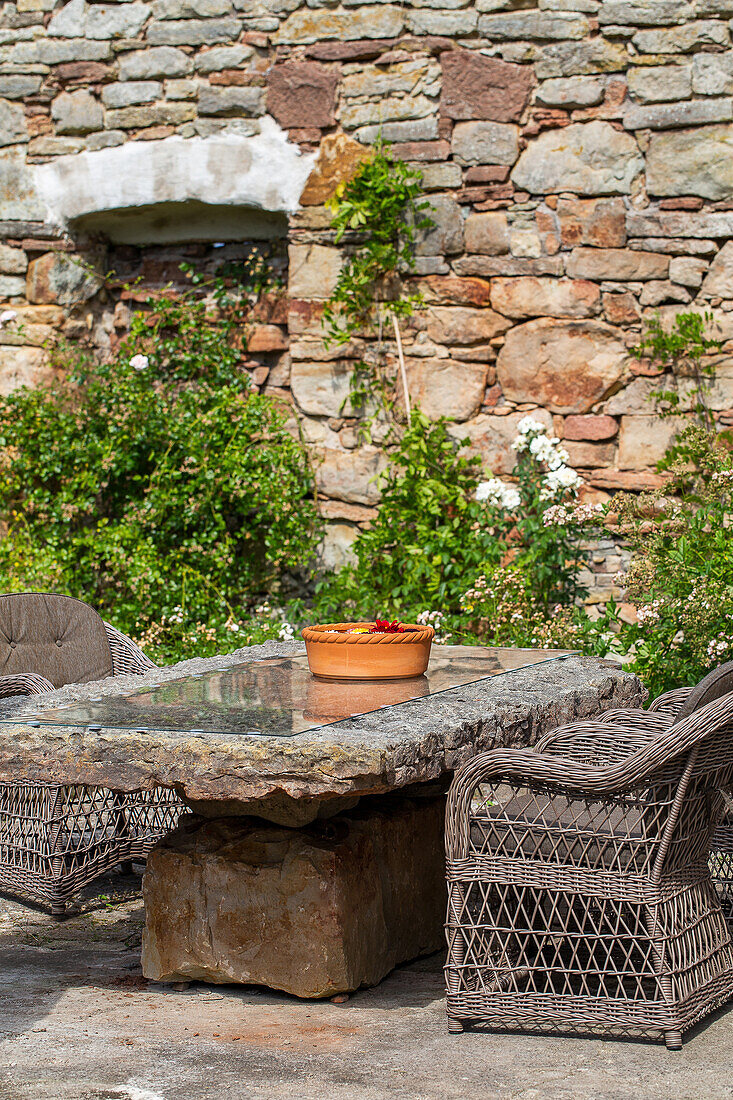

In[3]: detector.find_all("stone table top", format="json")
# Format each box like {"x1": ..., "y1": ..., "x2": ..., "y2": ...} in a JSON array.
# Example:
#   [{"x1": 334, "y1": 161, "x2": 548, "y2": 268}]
[{"x1": 0, "y1": 641, "x2": 643, "y2": 826}]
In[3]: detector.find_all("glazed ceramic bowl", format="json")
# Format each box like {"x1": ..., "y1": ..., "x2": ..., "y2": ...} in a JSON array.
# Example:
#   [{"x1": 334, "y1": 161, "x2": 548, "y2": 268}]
[{"x1": 302, "y1": 622, "x2": 435, "y2": 680}]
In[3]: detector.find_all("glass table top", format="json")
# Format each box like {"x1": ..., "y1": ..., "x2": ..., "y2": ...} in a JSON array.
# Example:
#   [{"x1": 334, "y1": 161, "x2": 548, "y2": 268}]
[{"x1": 6, "y1": 646, "x2": 573, "y2": 738}]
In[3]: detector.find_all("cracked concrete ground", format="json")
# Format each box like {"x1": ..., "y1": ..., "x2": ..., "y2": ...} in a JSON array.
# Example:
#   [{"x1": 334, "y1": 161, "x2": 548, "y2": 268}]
[{"x1": 0, "y1": 871, "x2": 732, "y2": 1100}]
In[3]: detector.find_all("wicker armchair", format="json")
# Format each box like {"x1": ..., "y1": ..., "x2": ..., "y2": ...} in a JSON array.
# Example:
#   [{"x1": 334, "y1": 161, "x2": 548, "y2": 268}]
[
  {"x1": 445, "y1": 677, "x2": 733, "y2": 1049},
  {"x1": 0, "y1": 593, "x2": 183, "y2": 916}
]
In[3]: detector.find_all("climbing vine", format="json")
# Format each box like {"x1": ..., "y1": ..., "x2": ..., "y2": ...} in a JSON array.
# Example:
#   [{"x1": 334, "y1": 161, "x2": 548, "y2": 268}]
[{"x1": 322, "y1": 147, "x2": 434, "y2": 427}]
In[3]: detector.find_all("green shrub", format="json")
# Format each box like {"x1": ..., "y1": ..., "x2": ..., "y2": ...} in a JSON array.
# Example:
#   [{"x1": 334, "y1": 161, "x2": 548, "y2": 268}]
[
  {"x1": 313, "y1": 410, "x2": 503, "y2": 620},
  {"x1": 0, "y1": 280, "x2": 319, "y2": 662}
]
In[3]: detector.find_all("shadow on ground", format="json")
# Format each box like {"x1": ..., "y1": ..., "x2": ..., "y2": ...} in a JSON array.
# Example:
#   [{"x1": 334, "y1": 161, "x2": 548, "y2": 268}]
[{"x1": 0, "y1": 873, "x2": 732, "y2": 1100}]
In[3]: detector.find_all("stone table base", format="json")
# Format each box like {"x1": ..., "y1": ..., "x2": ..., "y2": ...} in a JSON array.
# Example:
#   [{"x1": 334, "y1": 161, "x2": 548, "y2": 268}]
[{"x1": 141, "y1": 795, "x2": 445, "y2": 999}]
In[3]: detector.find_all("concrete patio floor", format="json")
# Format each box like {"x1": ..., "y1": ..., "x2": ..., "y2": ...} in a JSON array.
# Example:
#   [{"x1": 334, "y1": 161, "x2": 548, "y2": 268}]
[{"x1": 0, "y1": 872, "x2": 732, "y2": 1100}]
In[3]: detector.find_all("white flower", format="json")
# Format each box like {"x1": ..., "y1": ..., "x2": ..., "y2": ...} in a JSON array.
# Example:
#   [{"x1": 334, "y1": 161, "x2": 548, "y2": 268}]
[
  {"x1": 476, "y1": 478, "x2": 521, "y2": 510},
  {"x1": 130, "y1": 354, "x2": 149, "y2": 371},
  {"x1": 540, "y1": 465, "x2": 583, "y2": 499},
  {"x1": 516, "y1": 415, "x2": 546, "y2": 436},
  {"x1": 278, "y1": 621, "x2": 295, "y2": 641},
  {"x1": 0, "y1": 310, "x2": 17, "y2": 326}
]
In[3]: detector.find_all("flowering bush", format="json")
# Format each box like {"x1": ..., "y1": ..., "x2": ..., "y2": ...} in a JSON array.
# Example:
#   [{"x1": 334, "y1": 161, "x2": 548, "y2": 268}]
[
  {"x1": 471, "y1": 417, "x2": 598, "y2": 614},
  {"x1": 611, "y1": 424, "x2": 733, "y2": 696},
  {"x1": 0, "y1": 278, "x2": 319, "y2": 663}
]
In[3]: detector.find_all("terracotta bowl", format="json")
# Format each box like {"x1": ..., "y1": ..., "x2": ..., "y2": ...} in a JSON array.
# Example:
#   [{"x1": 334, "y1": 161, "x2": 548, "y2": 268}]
[{"x1": 302, "y1": 622, "x2": 435, "y2": 681}]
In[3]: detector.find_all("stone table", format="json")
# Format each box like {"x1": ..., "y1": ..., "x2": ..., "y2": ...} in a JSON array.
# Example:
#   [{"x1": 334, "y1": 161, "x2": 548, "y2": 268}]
[{"x1": 0, "y1": 641, "x2": 642, "y2": 998}]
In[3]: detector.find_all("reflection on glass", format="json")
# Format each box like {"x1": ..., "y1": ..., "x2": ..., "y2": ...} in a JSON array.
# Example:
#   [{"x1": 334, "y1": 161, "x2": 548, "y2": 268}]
[{"x1": 8, "y1": 646, "x2": 573, "y2": 738}]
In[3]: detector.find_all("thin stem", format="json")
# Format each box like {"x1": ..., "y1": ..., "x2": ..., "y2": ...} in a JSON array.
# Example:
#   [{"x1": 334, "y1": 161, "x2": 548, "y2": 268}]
[{"x1": 392, "y1": 313, "x2": 411, "y2": 428}]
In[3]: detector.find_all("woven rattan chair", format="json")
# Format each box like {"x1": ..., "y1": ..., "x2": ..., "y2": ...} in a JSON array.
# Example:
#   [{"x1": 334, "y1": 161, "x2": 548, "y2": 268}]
[
  {"x1": 445, "y1": 673, "x2": 733, "y2": 1049},
  {"x1": 0, "y1": 592, "x2": 182, "y2": 916}
]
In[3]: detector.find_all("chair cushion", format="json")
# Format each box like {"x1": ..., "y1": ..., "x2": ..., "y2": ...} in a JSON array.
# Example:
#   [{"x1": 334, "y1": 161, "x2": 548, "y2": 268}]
[
  {"x1": 673, "y1": 660, "x2": 733, "y2": 725},
  {"x1": 0, "y1": 592, "x2": 114, "y2": 689}
]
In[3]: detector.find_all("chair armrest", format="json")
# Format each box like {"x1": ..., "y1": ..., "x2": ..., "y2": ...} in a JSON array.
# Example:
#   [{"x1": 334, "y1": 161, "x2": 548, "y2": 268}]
[
  {"x1": 648, "y1": 685, "x2": 692, "y2": 716},
  {"x1": 0, "y1": 673, "x2": 55, "y2": 697},
  {"x1": 536, "y1": 709, "x2": 670, "y2": 760},
  {"x1": 104, "y1": 623, "x2": 157, "y2": 675},
  {"x1": 447, "y1": 693, "x2": 733, "y2": 858}
]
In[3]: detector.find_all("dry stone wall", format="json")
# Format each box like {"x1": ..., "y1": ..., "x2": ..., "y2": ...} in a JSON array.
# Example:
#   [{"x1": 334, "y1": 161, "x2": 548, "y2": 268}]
[{"x1": 2, "y1": 0, "x2": 733, "y2": 593}]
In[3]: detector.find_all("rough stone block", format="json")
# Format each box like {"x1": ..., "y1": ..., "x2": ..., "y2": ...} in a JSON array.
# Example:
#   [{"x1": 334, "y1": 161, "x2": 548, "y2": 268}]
[
  {"x1": 0, "y1": 244, "x2": 27, "y2": 275},
  {"x1": 118, "y1": 45, "x2": 192, "y2": 78},
  {"x1": 669, "y1": 256, "x2": 708, "y2": 288},
  {"x1": 557, "y1": 197, "x2": 627, "y2": 248},
  {"x1": 700, "y1": 240, "x2": 733, "y2": 298},
  {"x1": 291, "y1": 359, "x2": 355, "y2": 417},
  {"x1": 315, "y1": 446, "x2": 386, "y2": 504},
  {"x1": 0, "y1": 101, "x2": 28, "y2": 147},
  {"x1": 490, "y1": 276, "x2": 600, "y2": 319},
  {"x1": 26, "y1": 252, "x2": 102, "y2": 306},
  {"x1": 566, "y1": 247, "x2": 668, "y2": 281},
  {"x1": 274, "y1": 6, "x2": 405, "y2": 44},
  {"x1": 0, "y1": 345, "x2": 53, "y2": 395},
  {"x1": 420, "y1": 275, "x2": 491, "y2": 307},
  {"x1": 563, "y1": 413, "x2": 618, "y2": 441},
  {"x1": 602, "y1": 291, "x2": 640, "y2": 325},
  {"x1": 479, "y1": 10, "x2": 589, "y2": 38},
  {"x1": 496, "y1": 317, "x2": 627, "y2": 414},
  {"x1": 598, "y1": 0, "x2": 693, "y2": 23},
  {"x1": 0, "y1": 76, "x2": 42, "y2": 100},
  {"x1": 425, "y1": 305, "x2": 510, "y2": 344},
  {"x1": 624, "y1": 98, "x2": 732, "y2": 130},
  {"x1": 141, "y1": 798, "x2": 446, "y2": 998},
  {"x1": 197, "y1": 85, "x2": 264, "y2": 116},
  {"x1": 440, "y1": 50, "x2": 533, "y2": 122},
  {"x1": 403, "y1": 357, "x2": 487, "y2": 421},
  {"x1": 638, "y1": 279, "x2": 691, "y2": 307},
  {"x1": 101, "y1": 81, "x2": 161, "y2": 107},
  {"x1": 266, "y1": 61, "x2": 337, "y2": 130},
  {"x1": 534, "y1": 39, "x2": 628, "y2": 79},
  {"x1": 106, "y1": 102, "x2": 196, "y2": 127},
  {"x1": 152, "y1": 0, "x2": 231, "y2": 17},
  {"x1": 453, "y1": 255, "x2": 564, "y2": 277},
  {"x1": 0, "y1": 149, "x2": 46, "y2": 222},
  {"x1": 511, "y1": 120, "x2": 643, "y2": 195},
  {"x1": 633, "y1": 20, "x2": 730, "y2": 53},
  {"x1": 535, "y1": 75, "x2": 604, "y2": 107},
  {"x1": 146, "y1": 17, "x2": 241, "y2": 44},
  {"x1": 617, "y1": 414, "x2": 681, "y2": 468},
  {"x1": 692, "y1": 52, "x2": 733, "y2": 96},
  {"x1": 464, "y1": 212, "x2": 509, "y2": 255},
  {"x1": 646, "y1": 124, "x2": 733, "y2": 200},
  {"x1": 0, "y1": 276, "x2": 25, "y2": 297},
  {"x1": 451, "y1": 120, "x2": 519, "y2": 166},
  {"x1": 300, "y1": 132, "x2": 369, "y2": 206},
  {"x1": 627, "y1": 63, "x2": 692, "y2": 103},
  {"x1": 407, "y1": 9, "x2": 477, "y2": 34},
  {"x1": 51, "y1": 90, "x2": 103, "y2": 134},
  {"x1": 416, "y1": 194, "x2": 463, "y2": 256},
  {"x1": 194, "y1": 44, "x2": 252, "y2": 72},
  {"x1": 288, "y1": 244, "x2": 342, "y2": 299}
]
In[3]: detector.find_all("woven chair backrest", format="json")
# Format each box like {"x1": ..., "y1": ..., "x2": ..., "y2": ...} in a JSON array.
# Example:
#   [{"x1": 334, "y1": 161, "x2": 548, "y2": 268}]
[
  {"x1": 673, "y1": 661, "x2": 733, "y2": 725},
  {"x1": 0, "y1": 592, "x2": 113, "y2": 689}
]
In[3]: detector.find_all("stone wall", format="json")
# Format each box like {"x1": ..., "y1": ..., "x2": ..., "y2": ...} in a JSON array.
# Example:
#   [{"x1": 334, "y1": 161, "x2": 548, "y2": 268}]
[{"x1": 2, "y1": 0, "x2": 733, "y2": 592}]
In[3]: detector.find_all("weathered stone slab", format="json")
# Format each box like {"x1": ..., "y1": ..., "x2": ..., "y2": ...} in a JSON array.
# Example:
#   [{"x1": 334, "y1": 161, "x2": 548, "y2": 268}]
[
  {"x1": 534, "y1": 39, "x2": 628, "y2": 79},
  {"x1": 512, "y1": 121, "x2": 643, "y2": 196},
  {"x1": 26, "y1": 252, "x2": 102, "y2": 305},
  {"x1": 464, "y1": 212, "x2": 509, "y2": 255},
  {"x1": 633, "y1": 20, "x2": 730, "y2": 53},
  {"x1": 119, "y1": 46, "x2": 192, "y2": 79},
  {"x1": 274, "y1": 6, "x2": 404, "y2": 44},
  {"x1": 451, "y1": 120, "x2": 519, "y2": 166},
  {"x1": 490, "y1": 276, "x2": 600, "y2": 319},
  {"x1": 0, "y1": 101, "x2": 28, "y2": 147},
  {"x1": 449, "y1": 409, "x2": 554, "y2": 475},
  {"x1": 266, "y1": 61, "x2": 338, "y2": 130},
  {"x1": 646, "y1": 125, "x2": 733, "y2": 200},
  {"x1": 142, "y1": 797, "x2": 446, "y2": 997},
  {"x1": 627, "y1": 63, "x2": 692, "y2": 104},
  {"x1": 291, "y1": 359, "x2": 354, "y2": 417},
  {"x1": 624, "y1": 98, "x2": 732, "y2": 130},
  {"x1": 692, "y1": 53, "x2": 733, "y2": 96},
  {"x1": 566, "y1": 247, "x2": 668, "y2": 280},
  {"x1": 425, "y1": 305, "x2": 509, "y2": 344},
  {"x1": 315, "y1": 446, "x2": 386, "y2": 506},
  {"x1": 557, "y1": 197, "x2": 627, "y2": 248},
  {"x1": 0, "y1": 642, "x2": 643, "y2": 826},
  {"x1": 496, "y1": 317, "x2": 627, "y2": 414},
  {"x1": 536, "y1": 75, "x2": 604, "y2": 108},
  {"x1": 700, "y1": 241, "x2": 733, "y2": 298},
  {"x1": 404, "y1": 356, "x2": 488, "y2": 420},
  {"x1": 440, "y1": 50, "x2": 533, "y2": 122}
]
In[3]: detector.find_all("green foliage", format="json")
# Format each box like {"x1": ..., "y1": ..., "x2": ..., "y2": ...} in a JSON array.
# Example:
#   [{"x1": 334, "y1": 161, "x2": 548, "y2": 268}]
[
  {"x1": 0, "y1": 276, "x2": 319, "y2": 663},
  {"x1": 632, "y1": 311, "x2": 722, "y2": 435},
  {"x1": 612, "y1": 425, "x2": 733, "y2": 696},
  {"x1": 313, "y1": 411, "x2": 503, "y2": 620},
  {"x1": 322, "y1": 148, "x2": 433, "y2": 347},
  {"x1": 321, "y1": 147, "x2": 434, "y2": 427}
]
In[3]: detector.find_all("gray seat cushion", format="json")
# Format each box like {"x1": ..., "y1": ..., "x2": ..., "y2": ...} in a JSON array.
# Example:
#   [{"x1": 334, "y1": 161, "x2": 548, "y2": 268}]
[
  {"x1": 673, "y1": 661, "x2": 733, "y2": 725},
  {"x1": 0, "y1": 592, "x2": 114, "y2": 689}
]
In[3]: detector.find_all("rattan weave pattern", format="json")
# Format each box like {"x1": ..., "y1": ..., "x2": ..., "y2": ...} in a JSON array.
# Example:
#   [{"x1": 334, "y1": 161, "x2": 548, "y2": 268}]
[
  {"x1": 445, "y1": 684, "x2": 733, "y2": 1048},
  {"x1": 0, "y1": 620, "x2": 181, "y2": 915}
]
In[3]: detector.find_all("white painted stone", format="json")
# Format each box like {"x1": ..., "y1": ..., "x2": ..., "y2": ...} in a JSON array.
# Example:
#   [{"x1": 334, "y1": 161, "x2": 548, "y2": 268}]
[{"x1": 35, "y1": 121, "x2": 316, "y2": 232}]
